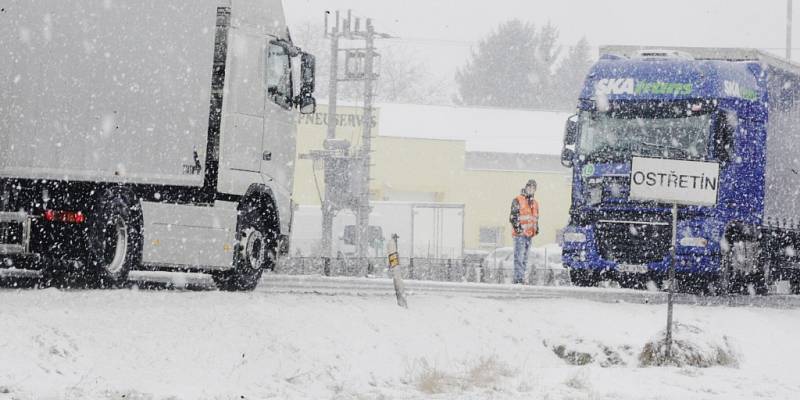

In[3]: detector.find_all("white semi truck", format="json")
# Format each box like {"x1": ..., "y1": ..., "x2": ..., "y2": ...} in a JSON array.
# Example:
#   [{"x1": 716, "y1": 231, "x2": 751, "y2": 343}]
[{"x1": 0, "y1": 0, "x2": 316, "y2": 290}]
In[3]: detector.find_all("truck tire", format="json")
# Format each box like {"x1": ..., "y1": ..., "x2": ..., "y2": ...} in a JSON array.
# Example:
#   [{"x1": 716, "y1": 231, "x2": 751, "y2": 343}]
[
  {"x1": 790, "y1": 270, "x2": 800, "y2": 295},
  {"x1": 85, "y1": 190, "x2": 143, "y2": 288},
  {"x1": 213, "y1": 199, "x2": 277, "y2": 291},
  {"x1": 570, "y1": 268, "x2": 597, "y2": 287},
  {"x1": 714, "y1": 231, "x2": 766, "y2": 295}
]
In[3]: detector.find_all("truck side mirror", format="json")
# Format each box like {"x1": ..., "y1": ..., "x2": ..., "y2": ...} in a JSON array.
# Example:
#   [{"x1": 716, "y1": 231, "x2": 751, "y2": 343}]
[
  {"x1": 564, "y1": 114, "x2": 578, "y2": 145},
  {"x1": 300, "y1": 52, "x2": 315, "y2": 93},
  {"x1": 295, "y1": 52, "x2": 316, "y2": 114},
  {"x1": 298, "y1": 96, "x2": 316, "y2": 115},
  {"x1": 561, "y1": 114, "x2": 578, "y2": 167},
  {"x1": 715, "y1": 111, "x2": 736, "y2": 164},
  {"x1": 561, "y1": 147, "x2": 575, "y2": 168}
]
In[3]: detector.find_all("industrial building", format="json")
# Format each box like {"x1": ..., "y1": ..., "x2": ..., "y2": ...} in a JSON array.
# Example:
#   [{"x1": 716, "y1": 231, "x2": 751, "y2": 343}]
[{"x1": 293, "y1": 103, "x2": 573, "y2": 254}]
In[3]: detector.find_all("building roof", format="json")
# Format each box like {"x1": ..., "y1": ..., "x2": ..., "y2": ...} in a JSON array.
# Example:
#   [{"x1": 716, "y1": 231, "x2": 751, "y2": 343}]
[
  {"x1": 376, "y1": 103, "x2": 571, "y2": 155},
  {"x1": 465, "y1": 152, "x2": 567, "y2": 174}
]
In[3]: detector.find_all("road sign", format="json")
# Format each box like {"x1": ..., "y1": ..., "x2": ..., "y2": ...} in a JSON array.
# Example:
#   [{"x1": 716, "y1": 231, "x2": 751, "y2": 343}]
[
  {"x1": 629, "y1": 157, "x2": 720, "y2": 206},
  {"x1": 628, "y1": 156, "x2": 720, "y2": 361}
]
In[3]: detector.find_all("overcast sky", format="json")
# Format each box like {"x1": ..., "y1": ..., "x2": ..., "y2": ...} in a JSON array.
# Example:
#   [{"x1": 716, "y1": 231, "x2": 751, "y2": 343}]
[{"x1": 285, "y1": 0, "x2": 797, "y2": 88}]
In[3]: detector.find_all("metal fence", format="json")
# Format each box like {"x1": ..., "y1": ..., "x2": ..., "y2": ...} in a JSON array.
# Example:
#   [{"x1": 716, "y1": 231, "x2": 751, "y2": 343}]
[
  {"x1": 277, "y1": 257, "x2": 483, "y2": 282},
  {"x1": 276, "y1": 257, "x2": 571, "y2": 286}
]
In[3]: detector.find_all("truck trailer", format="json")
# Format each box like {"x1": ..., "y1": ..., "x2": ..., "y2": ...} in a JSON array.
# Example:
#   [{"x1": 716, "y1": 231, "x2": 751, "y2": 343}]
[
  {"x1": 560, "y1": 46, "x2": 800, "y2": 294},
  {"x1": 0, "y1": 0, "x2": 316, "y2": 290}
]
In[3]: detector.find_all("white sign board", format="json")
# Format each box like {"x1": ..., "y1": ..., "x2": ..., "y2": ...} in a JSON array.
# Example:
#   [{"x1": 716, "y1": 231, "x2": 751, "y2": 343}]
[{"x1": 629, "y1": 157, "x2": 720, "y2": 206}]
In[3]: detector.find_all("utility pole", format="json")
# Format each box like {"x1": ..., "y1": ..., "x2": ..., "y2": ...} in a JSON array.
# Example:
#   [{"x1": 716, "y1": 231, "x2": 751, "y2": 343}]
[
  {"x1": 355, "y1": 19, "x2": 377, "y2": 259},
  {"x1": 789, "y1": 0, "x2": 794, "y2": 60},
  {"x1": 346, "y1": 18, "x2": 392, "y2": 259},
  {"x1": 320, "y1": 11, "x2": 341, "y2": 266},
  {"x1": 305, "y1": 10, "x2": 392, "y2": 267}
]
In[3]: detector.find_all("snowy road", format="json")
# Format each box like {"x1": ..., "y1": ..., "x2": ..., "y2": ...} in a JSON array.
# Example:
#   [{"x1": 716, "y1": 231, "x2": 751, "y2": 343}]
[
  {"x1": 4, "y1": 268, "x2": 800, "y2": 309},
  {"x1": 2, "y1": 274, "x2": 800, "y2": 400},
  {"x1": 2, "y1": 270, "x2": 800, "y2": 399},
  {"x1": 122, "y1": 270, "x2": 800, "y2": 309}
]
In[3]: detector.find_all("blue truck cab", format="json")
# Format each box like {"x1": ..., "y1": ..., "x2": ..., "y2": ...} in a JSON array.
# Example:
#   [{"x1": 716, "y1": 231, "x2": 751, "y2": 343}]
[{"x1": 560, "y1": 47, "x2": 800, "y2": 293}]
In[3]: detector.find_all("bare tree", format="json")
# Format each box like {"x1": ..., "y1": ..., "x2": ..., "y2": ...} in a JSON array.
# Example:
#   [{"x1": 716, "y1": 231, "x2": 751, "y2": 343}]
[
  {"x1": 375, "y1": 44, "x2": 451, "y2": 104},
  {"x1": 291, "y1": 21, "x2": 449, "y2": 105},
  {"x1": 552, "y1": 37, "x2": 593, "y2": 110}
]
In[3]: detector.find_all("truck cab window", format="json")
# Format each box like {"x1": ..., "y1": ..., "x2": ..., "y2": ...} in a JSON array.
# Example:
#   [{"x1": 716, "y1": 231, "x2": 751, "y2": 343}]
[
  {"x1": 265, "y1": 43, "x2": 292, "y2": 108},
  {"x1": 577, "y1": 107, "x2": 711, "y2": 162}
]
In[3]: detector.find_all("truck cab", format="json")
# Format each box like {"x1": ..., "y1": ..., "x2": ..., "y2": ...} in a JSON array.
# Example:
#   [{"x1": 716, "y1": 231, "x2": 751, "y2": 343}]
[
  {"x1": 0, "y1": 0, "x2": 317, "y2": 290},
  {"x1": 560, "y1": 48, "x2": 771, "y2": 290}
]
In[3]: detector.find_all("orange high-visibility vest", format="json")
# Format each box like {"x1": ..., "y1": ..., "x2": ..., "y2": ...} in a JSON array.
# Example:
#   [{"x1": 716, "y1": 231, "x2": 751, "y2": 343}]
[{"x1": 512, "y1": 194, "x2": 539, "y2": 238}]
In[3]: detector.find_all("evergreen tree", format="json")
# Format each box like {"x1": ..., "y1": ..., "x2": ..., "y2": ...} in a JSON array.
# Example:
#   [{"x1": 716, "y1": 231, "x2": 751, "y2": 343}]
[
  {"x1": 455, "y1": 20, "x2": 561, "y2": 109},
  {"x1": 553, "y1": 37, "x2": 593, "y2": 110}
]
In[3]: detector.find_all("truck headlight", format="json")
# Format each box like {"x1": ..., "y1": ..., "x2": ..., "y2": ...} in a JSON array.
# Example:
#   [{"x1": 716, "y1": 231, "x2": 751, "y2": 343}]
[
  {"x1": 564, "y1": 232, "x2": 587, "y2": 243},
  {"x1": 679, "y1": 236, "x2": 707, "y2": 247}
]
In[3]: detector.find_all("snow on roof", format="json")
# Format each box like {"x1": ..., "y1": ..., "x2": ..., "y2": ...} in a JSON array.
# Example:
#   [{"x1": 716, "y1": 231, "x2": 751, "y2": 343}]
[
  {"x1": 465, "y1": 152, "x2": 566, "y2": 173},
  {"x1": 377, "y1": 103, "x2": 572, "y2": 155}
]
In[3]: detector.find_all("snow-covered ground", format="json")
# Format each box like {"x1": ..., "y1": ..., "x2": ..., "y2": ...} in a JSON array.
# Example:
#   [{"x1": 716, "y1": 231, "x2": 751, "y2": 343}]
[{"x1": 1, "y1": 285, "x2": 799, "y2": 399}]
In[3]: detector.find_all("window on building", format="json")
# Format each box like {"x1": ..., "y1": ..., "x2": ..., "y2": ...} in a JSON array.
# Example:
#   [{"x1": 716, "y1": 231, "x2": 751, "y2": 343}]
[{"x1": 479, "y1": 226, "x2": 503, "y2": 247}]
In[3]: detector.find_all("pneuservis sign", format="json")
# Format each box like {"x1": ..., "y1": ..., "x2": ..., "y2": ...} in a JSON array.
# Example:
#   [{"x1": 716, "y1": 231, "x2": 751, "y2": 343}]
[{"x1": 629, "y1": 157, "x2": 720, "y2": 206}]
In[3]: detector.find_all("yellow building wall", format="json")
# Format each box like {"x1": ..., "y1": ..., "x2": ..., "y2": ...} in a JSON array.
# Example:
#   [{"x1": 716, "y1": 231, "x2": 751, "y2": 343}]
[
  {"x1": 293, "y1": 105, "x2": 572, "y2": 251},
  {"x1": 292, "y1": 105, "x2": 377, "y2": 205},
  {"x1": 370, "y1": 136, "x2": 466, "y2": 202},
  {"x1": 455, "y1": 170, "x2": 571, "y2": 248}
]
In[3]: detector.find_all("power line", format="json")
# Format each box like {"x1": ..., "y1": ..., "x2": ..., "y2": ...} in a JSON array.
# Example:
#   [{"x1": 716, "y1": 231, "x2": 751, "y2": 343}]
[{"x1": 375, "y1": 35, "x2": 800, "y2": 53}]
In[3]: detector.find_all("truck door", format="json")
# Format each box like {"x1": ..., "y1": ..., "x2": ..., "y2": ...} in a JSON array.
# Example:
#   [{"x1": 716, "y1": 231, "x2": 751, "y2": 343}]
[
  {"x1": 261, "y1": 41, "x2": 296, "y2": 234},
  {"x1": 221, "y1": 31, "x2": 265, "y2": 174}
]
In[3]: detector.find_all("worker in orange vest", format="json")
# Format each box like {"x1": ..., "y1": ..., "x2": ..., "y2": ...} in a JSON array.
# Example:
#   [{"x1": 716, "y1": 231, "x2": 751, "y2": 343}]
[{"x1": 509, "y1": 179, "x2": 539, "y2": 284}]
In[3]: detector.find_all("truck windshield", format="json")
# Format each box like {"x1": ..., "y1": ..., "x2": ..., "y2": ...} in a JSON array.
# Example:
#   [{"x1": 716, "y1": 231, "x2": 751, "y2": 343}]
[{"x1": 577, "y1": 111, "x2": 711, "y2": 162}]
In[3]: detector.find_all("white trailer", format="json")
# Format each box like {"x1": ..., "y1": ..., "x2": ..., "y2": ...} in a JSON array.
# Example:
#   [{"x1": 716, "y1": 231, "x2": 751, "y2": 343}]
[
  {"x1": 0, "y1": 0, "x2": 317, "y2": 290},
  {"x1": 291, "y1": 202, "x2": 465, "y2": 259}
]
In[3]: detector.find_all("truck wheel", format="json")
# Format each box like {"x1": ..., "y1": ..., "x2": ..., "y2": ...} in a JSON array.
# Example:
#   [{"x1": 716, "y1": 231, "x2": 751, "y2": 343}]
[
  {"x1": 618, "y1": 272, "x2": 647, "y2": 289},
  {"x1": 570, "y1": 268, "x2": 596, "y2": 287},
  {"x1": 85, "y1": 190, "x2": 142, "y2": 288},
  {"x1": 790, "y1": 271, "x2": 800, "y2": 295},
  {"x1": 712, "y1": 241, "x2": 734, "y2": 295},
  {"x1": 213, "y1": 200, "x2": 276, "y2": 291}
]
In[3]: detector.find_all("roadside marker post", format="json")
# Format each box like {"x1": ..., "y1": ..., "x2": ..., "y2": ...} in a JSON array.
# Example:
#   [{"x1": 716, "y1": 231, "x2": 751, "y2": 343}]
[
  {"x1": 629, "y1": 157, "x2": 719, "y2": 360},
  {"x1": 387, "y1": 234, "x2": 408, "y2": 308}
]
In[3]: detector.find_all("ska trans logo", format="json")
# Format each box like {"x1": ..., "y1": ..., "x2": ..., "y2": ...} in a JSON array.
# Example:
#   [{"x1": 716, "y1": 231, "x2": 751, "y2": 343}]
[
  {"x1": 594, "y1": 78, "x2": 693, "y2": 96},
  {"x1": 723, "y1": 80, "x2": 759, "y2": 101}
]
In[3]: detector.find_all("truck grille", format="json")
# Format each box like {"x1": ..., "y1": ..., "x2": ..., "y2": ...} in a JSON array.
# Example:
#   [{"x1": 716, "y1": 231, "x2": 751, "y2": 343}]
[{"x1": 595, "y1": 220, "x2": 671, "y2": 264}]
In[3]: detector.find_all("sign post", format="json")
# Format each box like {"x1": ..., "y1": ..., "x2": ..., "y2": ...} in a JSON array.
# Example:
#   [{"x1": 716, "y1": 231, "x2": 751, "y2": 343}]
[
  {"x1": 629, "y1": 157, "x2": 719, "y2": 360},
  {"x1": 667, "y1": 202, "x2": 677, "y2": 359},
  {"x1": 387, "y1": 234, "x2": 408, "y2": 308}
]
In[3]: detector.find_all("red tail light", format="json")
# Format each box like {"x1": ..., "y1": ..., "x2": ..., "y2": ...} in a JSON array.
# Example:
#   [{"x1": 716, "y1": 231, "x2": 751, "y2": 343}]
[{"x1": 43, "y1": 210, "x2": 86, "y2": 224}]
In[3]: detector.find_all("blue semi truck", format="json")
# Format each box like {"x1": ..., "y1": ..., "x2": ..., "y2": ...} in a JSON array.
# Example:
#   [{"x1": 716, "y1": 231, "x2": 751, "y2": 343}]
[{"x1": 560, "y1": 46, "x2": 800, "y2": 294}]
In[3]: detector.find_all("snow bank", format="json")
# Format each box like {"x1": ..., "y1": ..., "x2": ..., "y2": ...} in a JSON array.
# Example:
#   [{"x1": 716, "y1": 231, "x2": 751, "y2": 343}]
[
  {"x1": 639, "y1": 322, "x2": 740, "y2": 368},
  {"x1": 1, "y1": 287, "x2": 799, "y2": 399}
]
